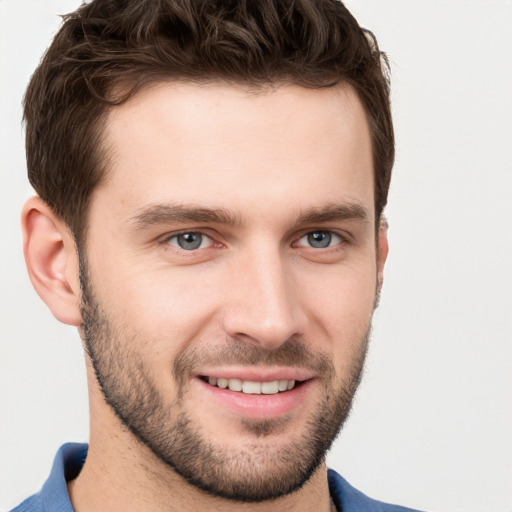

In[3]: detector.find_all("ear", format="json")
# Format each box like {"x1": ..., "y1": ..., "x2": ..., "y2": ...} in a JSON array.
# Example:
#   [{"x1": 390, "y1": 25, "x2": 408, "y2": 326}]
[
  {"x1": 22, "y1": 196, "x2": 82, "y2": 326},
  {"x1": 376, "y1": 216, "x2": 389, "y2": 293}
]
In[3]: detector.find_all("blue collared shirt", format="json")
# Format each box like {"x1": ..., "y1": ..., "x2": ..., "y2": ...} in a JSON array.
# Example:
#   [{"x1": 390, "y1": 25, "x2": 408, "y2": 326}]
[{"x1": 12, "y1": 443, "x2": 424, "y2": 512}]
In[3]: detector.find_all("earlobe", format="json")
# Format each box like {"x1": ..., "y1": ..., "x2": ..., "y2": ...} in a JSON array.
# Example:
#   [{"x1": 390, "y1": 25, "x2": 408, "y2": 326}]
[{"x1": 22, "y1": 197, "x2": 82, "y2": 326}]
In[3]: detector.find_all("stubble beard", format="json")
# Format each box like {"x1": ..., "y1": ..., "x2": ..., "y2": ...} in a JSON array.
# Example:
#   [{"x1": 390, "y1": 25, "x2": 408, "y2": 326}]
[{"x1": 79, "y1": 257, "x2": 371, "y2": 503}]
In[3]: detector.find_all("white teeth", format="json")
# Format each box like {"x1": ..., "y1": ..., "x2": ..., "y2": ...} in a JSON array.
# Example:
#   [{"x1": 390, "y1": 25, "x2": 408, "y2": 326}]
[
  {"x1": 278, "y1": 380, "x2": 289, "y2": 392},
  {"x1": 242, "y1": 381, "x2": 261, "y2": 394},
  {"x1": 228, "y1": 378, "x2": 243, "y2": 392},
  {"x1": 206, "y1": 377, "x2": 297, "y2": 394},
  {"x1": 217, "y1": 378, "x2": 228, "y2": 389},
  {"x1": 261, "y1": 381, "x2": 279, "y2": 394}
]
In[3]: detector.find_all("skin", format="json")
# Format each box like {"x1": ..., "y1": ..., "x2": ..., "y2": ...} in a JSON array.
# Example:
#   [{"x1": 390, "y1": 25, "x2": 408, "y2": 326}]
[{"x1": 22, "y1": 82, "x2": 388, "y2": 512}]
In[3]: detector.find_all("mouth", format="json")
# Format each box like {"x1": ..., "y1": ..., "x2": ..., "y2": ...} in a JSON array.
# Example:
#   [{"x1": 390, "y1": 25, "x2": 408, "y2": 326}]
[
  {"x1": 195, "y1": 372, "x2": 314, "y2": 420},
  {"x1": 199, "y1": 376, "x2": 299, "y2": 395}
]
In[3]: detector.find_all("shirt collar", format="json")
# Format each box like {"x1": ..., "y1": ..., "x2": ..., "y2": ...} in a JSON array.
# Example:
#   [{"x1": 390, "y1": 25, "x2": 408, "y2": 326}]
[{"x1": 39, "y1": 443, "x2": 87, "y2": 512}]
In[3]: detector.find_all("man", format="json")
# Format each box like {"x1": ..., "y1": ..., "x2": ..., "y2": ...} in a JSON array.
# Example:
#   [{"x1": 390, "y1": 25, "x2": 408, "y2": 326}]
[{"x1": 13, "y1": 0, "x2": 423, "y2": 510}]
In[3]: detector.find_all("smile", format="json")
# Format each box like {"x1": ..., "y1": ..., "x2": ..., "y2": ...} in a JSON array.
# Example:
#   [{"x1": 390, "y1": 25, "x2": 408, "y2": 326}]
[{"x1": 201, "y1": 376, "x2": 297, "y2": 395}]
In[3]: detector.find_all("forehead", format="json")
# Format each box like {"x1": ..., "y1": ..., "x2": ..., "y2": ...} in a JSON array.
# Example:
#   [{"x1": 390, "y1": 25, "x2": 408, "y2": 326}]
[{"x1": 93, "y1": 82, "x2": 374, "y2": 225}]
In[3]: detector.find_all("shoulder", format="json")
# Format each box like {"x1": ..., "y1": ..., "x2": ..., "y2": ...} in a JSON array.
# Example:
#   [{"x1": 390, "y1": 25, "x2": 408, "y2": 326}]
[
  {"x1": 9, "y1": 443, "x2": 88, "y2": 512},
  {"x1": 328, "y1": 469, "x2": 426, "y2": 512},
  {"x1": 10, "y1": 494, "x2": 43, "y2": 512}
]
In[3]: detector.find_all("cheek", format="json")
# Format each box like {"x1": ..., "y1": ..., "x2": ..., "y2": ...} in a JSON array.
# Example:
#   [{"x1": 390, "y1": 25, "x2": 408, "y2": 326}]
[
  {"x1": 95, "y1": 264, "x2": 226, "y2": 350},
  {"x1": 302, "y1": 251, "x2": 377, "y2": 301},
  {"x1": 298, "y1": 261, "x2": 377, "y2": 344},
  {"x1": 89, "y1": 236, "x2": 377, "y2": 362}
]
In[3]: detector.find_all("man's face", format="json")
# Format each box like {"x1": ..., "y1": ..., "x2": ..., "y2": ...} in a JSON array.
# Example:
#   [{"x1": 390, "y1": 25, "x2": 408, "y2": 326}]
[{"x1": 80, "y1": 83, "x2": 384, "y2": 501}]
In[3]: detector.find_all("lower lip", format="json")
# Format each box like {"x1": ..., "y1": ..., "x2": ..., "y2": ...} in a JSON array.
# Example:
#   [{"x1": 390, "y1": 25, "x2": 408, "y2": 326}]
[{"x1": 195, "y1": 378, "x2": 315, "y2": 420}]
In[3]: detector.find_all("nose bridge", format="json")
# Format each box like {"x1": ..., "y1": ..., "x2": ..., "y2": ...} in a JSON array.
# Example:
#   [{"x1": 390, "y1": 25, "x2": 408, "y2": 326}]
[{"x1": 223, "y1": 242, "x2": 304, "y2": 348}]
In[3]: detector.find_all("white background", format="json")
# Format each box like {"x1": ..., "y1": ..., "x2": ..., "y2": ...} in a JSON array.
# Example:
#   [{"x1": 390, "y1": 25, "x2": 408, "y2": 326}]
[{"x1": 1, "y1": 1, "x2": 511, "y2": 511}]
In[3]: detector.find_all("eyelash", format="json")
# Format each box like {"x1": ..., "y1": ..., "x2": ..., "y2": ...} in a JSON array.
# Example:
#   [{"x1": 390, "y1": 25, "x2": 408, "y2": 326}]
[
  {"x1": 164, "y1": 231, "x2": 216, "y2": 251},
  {"x1": 163, "y1": 229, "x2": 347, "y2": 253},
  {"x1": 294, "y1": 231, "x2": 344, "y2": 250}
]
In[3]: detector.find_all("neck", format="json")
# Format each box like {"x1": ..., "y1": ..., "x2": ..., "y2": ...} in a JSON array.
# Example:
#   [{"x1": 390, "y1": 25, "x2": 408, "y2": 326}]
[
  {"x1": 68, "y1": 440, "x2": 333, "y2": 512},
  {"x1": 69, "y1": 392, "x2": 334, "y2": 512}
]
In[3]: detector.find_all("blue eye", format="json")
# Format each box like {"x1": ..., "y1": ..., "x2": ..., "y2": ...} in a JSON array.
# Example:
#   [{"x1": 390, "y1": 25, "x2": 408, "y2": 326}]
[
  {"x1": 168, "y1": 232, "x2": 211, "y2": 251},
  {"x1": 298, "y1": 231, "x2": 342, "y2": 249}
]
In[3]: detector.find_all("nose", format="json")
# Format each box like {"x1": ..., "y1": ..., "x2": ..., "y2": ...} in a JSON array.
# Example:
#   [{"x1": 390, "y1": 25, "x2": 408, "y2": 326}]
[{"x1": 221, "y1": 246, "x2": 307, "y2": 350}]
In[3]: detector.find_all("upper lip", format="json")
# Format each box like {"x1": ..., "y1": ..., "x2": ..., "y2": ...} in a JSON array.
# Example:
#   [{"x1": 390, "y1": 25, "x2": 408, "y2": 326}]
[{"x1": 193, "y1": 366, "x2": 316, "y2": 382}]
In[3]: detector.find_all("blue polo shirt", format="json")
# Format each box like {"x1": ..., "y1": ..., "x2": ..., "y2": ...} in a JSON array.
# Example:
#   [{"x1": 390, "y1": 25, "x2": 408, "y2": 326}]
[{"x1": 12, "y1": 443, "x2": 424, "y2": 511}]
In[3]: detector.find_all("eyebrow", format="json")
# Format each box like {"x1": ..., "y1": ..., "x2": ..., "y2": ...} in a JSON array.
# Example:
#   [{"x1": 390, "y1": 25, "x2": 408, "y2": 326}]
[
  {"x1": 129, "y1": 203, "x2": 243, "y2": 230},
  {"x1": 128, "y1": 201, "x2": 370, "y2": 231},
  {"x1": 295, "y1": 203, "x2": 370, "y2": 225}
]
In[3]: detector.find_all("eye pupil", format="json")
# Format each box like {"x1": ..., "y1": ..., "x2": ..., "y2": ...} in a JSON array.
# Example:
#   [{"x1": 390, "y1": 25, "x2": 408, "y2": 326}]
[
  {"x1": 177, "y1": 233, "x2": 202, "y2": 250},
  {"x1": 307, "y1": 232, "x2": 331, "y2": 248}
]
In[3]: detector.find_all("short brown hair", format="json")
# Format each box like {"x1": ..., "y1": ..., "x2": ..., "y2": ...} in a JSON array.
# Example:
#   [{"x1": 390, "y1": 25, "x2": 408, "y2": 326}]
[{"x1": 24, "y1": 0, "x2": 394, "y2": 243}]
